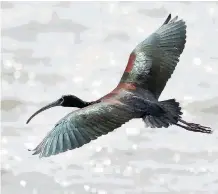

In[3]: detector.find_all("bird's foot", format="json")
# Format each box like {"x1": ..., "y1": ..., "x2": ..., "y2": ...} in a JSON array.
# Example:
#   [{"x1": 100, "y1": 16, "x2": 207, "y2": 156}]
[
  {"x1": 176, "y1": 119, "x2": 213, "y2": 134},
  {"x1": 186, "y1": 122, "x2": 213, "y2": 134}
]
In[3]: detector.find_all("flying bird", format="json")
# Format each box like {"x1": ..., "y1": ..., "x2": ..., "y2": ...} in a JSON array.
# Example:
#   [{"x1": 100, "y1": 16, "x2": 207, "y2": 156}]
[{"x1": 27, "y1": 14, "x2": 212, "y2": 158}]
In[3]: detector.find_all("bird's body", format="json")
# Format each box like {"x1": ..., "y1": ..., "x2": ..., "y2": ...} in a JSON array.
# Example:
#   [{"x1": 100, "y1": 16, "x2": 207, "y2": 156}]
[{"x1": 27, "y1": 14, "x2": 212, "y2": 158}]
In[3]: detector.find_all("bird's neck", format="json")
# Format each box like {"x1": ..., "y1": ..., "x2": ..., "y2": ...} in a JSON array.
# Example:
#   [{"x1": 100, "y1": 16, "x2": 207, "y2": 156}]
[
  {"x1": 68, "y1": 96, "x2": 99, "y2": 108},
  {"x1": 74, "y1": 98, "x2": 92, "y2": 108},
  {"x1": 79, "y1": 99, "x2": 101, "y2": 108}
]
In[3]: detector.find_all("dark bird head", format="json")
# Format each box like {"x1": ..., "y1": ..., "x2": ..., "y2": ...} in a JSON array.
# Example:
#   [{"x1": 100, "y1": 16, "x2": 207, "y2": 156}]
[{"x1": 26, "y1": 95, "x2": 90, "y2": 124}]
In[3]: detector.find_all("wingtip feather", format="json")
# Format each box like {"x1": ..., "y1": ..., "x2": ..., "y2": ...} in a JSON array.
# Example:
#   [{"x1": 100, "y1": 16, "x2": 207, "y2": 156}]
[{"x1": 162, "y1": 14, "x2": 171, "y2": 26}]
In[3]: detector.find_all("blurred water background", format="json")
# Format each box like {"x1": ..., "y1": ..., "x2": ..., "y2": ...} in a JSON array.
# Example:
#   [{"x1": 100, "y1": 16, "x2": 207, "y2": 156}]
[{"x1": 1, "y1": 1, "x2": 218, "y2": 194}]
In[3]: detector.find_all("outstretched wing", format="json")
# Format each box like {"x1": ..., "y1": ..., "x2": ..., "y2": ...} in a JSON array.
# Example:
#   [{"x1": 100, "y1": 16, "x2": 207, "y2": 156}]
[
  {"x1": 120, "y1": 14, "x2": 187, "y2": 99},
  {"x1": 31, "y1": 97, "x2": 140, "y2": 158}
]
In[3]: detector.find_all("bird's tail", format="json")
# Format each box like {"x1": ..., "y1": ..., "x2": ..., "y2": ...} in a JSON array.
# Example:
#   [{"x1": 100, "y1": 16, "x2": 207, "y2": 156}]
[
  {"x1": 143, "y1": 99, "x2": 213, "y2": 134},
  {"x1": 143, "y1": 99, "x2": 182, "y2": 128}
]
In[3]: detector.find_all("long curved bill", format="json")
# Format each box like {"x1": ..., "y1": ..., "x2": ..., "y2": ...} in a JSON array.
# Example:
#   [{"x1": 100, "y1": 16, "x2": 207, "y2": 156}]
[{"x1": 26, "y1": 99, "x2": 62, "y2": 124}]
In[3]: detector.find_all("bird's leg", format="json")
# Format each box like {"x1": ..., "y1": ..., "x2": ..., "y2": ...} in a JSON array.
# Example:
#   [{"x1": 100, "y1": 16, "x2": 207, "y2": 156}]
[
  {"x1": 176, "y1": 118, "x2": 213, "y2": 134},
  {"x1": 178, "y1": 118, "x2": 211, "y2": 129}
]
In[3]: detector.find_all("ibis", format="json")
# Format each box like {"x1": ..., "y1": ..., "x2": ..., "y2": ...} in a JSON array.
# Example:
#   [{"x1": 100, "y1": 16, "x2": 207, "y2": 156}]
[{"x1": 27, "y1": 14, "x2": 212, "y2": 158}]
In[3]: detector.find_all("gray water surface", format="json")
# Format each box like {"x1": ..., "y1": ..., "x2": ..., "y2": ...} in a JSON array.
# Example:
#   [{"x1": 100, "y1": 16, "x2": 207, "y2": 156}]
[{"x1": 1, "y1": 1, "x2": 218, "y2": 194}]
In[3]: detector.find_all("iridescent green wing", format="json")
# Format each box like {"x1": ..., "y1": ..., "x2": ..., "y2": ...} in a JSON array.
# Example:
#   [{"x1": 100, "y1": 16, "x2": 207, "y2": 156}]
[
  {"x1": 31, "y1": 96, "x2": 140, "y2": 158},
  {"x1": 120, "y1": 14, "x2": 187, "y2": 99}
]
